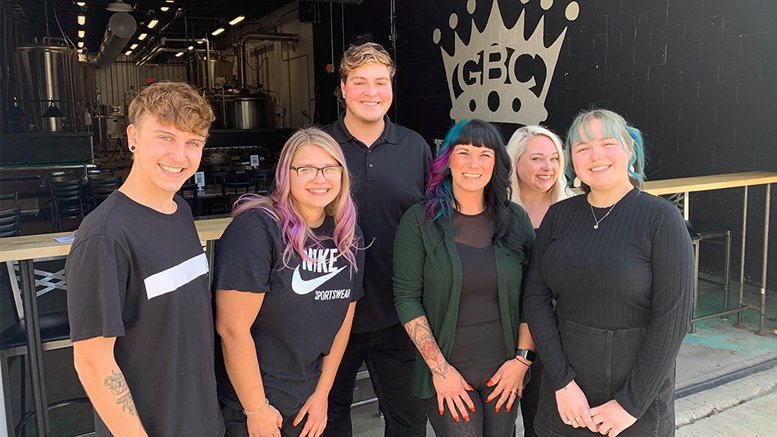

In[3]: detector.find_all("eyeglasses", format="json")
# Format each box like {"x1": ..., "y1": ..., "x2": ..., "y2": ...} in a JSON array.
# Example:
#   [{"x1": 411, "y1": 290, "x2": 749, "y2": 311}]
[{"x1": 290, "y1": 165, "x2": 344, "y2": 181}]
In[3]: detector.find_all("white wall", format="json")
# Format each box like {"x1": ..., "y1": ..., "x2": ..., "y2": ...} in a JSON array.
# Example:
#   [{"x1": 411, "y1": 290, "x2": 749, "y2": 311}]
[{"x1": 239, "y1": 1, "x2": 316, "y2": 128}]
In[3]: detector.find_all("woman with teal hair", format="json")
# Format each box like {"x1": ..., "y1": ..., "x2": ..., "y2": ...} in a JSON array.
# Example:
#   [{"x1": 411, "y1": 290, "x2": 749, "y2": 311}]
[{"x1": 523, "y1": 109, "x2": 693, "y2": 437}]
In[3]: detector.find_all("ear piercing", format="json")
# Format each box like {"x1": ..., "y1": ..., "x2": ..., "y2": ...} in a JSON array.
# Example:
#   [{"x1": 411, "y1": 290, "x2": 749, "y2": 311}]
[{"x1": 130, "y1": 146, "x2": 136, "y2": 151}]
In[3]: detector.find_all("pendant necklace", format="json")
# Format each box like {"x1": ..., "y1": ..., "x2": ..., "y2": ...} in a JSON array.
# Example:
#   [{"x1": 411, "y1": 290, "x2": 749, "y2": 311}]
[{"x1": 590, "y1": 202, "x2": 617, "y2": 230}]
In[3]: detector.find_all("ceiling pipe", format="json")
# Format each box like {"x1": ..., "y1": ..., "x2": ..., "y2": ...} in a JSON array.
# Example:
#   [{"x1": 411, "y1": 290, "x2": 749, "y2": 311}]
[
  {"x1": 94, "y1": 12, "x2": 137, "y2": 69},
  {"x1": 236, "y1": 32, "x2": 299, "y2": 88}
]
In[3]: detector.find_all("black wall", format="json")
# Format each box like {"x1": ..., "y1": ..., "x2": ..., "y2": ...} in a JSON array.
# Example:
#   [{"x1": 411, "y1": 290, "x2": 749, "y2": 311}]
[{"x1": 313, "y1": 0, "x2": 777, "y2": 289}]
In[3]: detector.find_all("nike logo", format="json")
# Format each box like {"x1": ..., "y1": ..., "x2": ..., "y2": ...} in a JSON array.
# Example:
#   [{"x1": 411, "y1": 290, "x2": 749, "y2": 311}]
[{"x1": 292, "y1": 265, "x2": 345, "y2": 295}]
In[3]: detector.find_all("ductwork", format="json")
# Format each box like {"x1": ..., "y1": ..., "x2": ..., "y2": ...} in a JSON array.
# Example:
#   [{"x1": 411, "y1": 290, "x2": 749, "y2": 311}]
[
  {"x1": 236, "y1": 32, "x2": 299, "y2": 88},
  {"x1": 94, "y1": 12, "x2": 137, "y2": 69}
]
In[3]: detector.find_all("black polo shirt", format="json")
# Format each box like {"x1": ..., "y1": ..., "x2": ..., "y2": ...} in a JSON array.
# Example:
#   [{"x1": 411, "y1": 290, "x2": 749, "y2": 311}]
[{"x1": 325, "y1": 114, "x2": 432, "y2": 333}]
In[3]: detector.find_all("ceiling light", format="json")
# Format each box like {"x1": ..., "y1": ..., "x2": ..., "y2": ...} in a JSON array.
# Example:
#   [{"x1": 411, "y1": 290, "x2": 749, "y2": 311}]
[
  {"x1": 78, "y1": 30, "x2": 85, "y2": 38},
  {"x1": 78, "y1": 14, "x2": 85, "y2": 25},
  {"x1": 188, "y1": 45, "x2": 194, "y2": 50},
  {"x1": 196, "y1": 39, "x2": 205, "y2": 44},
  {"x1": 76, "y1": 2, "x2": 86, "y2": 6},
  {"x1": 125, "y1": 50, "x2": 132, "y2": 56},
  {"x1": 138, "y1": 33, "x2": 148, "y2": 40},
  {"x1": 78, "y1": 41, "x2": 84, "y2": 48},
  {"x1": 166, "y1": 0, "x2": 174, "y2": 3},
  {"x1": 175, "y1": 52, "x2": 184, "y2": 57},
  {"x1": 211, "y1": 27, "x2": 225, "y2": 36},
  {"x1": 130, "y1": 43, "x2": 138, "y2": 49},
  {"x1": 147, "y1": 19, "x2": 159, "y2": 29},
  {"x1": 77, "y1": 48, "x2": 84, "y2": 53},
  {"x1": 229, "y1": 15, "x2": 245, "y2": 25},
  {"x1": 106, "y1": 0, "x2": 133, "y2": 13},
  {"x1": 160, "y1": 6, "x2": 169, "y2": 12}
]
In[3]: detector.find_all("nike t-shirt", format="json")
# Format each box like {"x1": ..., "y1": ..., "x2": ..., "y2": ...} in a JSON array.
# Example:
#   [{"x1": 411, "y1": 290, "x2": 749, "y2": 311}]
[{"x1": 212, "y1": 209, "x2": 365, "y2": 416}]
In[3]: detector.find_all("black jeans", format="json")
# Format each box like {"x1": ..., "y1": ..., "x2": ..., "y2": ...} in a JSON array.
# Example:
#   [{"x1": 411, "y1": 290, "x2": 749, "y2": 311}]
[
  {"x1": 323, "y1": 322, "x2": 427, "y2": 437},
  {"x1": 520, "y1": 354, "x2": 544, "y2": 437},
  {"x1": 424, "y1": 364, "x2": 518, "y2": 437},
  {"x1": 534, "y1": 319, "x2": 676, "y2": 437}
]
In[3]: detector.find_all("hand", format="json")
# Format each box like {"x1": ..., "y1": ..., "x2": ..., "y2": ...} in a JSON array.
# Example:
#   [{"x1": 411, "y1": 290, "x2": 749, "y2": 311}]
[
  {"x1": 589, "y1": 400, "x2": 637, "y2": 437},
  {"x1": 555, "y1": 380, "x2": 598, "y2": 433},
  {"x1": 485, "y1": 358, "x2": 530, "y2": 413},
  {"x1": 246, "y1": 404, "x2": 283, "y2": 437},
  {"x1": 293, "y1": 390, "x2": 329, "y2": 437},
  {"x1": 431, "y1": 363, "x2": 475, "y2": 423}
]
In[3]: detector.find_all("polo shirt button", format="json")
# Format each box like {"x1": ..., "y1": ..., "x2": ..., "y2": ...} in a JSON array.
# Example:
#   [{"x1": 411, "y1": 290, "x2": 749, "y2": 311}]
[
  {"x1": 368, "y1": 150, "x2": 372, "y2": 154},
  {"x1": 369, "y1": 164, "x2": 374, "y2": 167}
]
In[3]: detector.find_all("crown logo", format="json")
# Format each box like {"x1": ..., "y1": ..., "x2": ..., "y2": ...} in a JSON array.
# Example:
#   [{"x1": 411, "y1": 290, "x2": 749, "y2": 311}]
[{"x1": 434, "y1": 0, "x2": 580, "y2": 125}]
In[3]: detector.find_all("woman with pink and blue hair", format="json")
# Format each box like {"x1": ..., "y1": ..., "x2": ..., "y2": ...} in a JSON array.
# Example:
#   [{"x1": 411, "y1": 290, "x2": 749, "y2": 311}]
[
  {"x1": 212, "y1": 127, "x2": 365, "y2": 437},
  {"x1": 393, "y1": 119, "x2": 536, "y2": 437}
]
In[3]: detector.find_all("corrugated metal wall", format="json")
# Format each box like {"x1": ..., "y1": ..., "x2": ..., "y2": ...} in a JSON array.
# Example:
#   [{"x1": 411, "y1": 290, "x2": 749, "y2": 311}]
[{"x1": 91, "y1": 55, "x2": 187, "y2": 106}]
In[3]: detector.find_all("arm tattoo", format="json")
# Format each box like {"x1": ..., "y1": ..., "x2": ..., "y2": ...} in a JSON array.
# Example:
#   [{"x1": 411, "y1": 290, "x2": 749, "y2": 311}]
[
  {"x1": 104, "y1": 370, "x2": 138, "y2": 416},
  {"x1": 405, "y1": 317, "x2": 449, "y2": 378},
  {"x1": 116, "y1": 392, "x2": 138, "y2": 416}
]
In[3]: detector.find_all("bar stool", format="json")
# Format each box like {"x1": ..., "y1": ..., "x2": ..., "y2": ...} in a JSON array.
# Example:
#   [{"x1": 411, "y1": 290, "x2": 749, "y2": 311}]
[
  {"x1": 221, "y1": 180, "x2": 258, "y2": 212},
  {"x1": 178, "y1": 183, "x2": 200, "y2": 217},
  {"x1": 49, "y1": 179, "x2": 86, "y2": 232},
  {"x1": 0, "y1": 211, "x2": 87, "y2": 436},
  {"x1": 246, "y1": 168, "x2": 275, "y2": 195},
  {"x1": 87, "y1": 176, "x2": 123, "y2": 212},
  {"x1": 685, "y1": 221, "x2": 702, "y2": 333}
]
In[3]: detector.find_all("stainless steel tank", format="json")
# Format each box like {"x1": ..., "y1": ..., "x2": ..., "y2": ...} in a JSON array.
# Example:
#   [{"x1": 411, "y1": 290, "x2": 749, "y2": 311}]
[
  {"x1": 13, "y1": 40, "x2": 81, "y2": 132},
  {"x1": 193, "y1": 53, "x2": 232, "y2": 89},
  {"x1": 207, "y1": 89, "x2": 275, "y2": 130}
]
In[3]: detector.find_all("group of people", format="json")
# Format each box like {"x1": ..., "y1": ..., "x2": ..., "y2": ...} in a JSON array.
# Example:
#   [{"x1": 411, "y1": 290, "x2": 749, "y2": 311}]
[{"x1": 65, "y1": 41, "x2": 693, "y2": 437}]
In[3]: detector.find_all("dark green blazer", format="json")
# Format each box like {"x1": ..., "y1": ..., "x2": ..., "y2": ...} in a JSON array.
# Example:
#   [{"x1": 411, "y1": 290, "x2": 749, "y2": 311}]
[{"x1": 393, "y1": 202, "x2": 535, "y2": 399}]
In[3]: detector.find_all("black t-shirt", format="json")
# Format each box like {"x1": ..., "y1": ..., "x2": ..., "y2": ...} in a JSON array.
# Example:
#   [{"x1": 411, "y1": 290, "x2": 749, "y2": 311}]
[
  {"x1": 212, "y1": 210, "x2": 365, "y2": 416},
  {"x1": 325, "y1": 114, "x2": 431, "y2": 333},
  {"x1": 66, "y1": 191, "x2": 224, "y2": 437}
]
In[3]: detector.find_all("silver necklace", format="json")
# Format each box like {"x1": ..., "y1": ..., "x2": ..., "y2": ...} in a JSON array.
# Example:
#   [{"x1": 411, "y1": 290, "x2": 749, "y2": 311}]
[{"x1": 590, "y1": 203, "x2": 616, "y2": 230}]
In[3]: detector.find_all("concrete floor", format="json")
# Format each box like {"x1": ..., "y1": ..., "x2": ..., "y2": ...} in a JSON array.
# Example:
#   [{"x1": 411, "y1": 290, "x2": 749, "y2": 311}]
[{"x1": 2, "y1": 262, "x2": 776, "y2": 436}]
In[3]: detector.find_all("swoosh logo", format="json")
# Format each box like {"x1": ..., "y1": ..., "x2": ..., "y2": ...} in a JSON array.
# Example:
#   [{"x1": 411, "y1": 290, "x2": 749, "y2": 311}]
[{"x1": 292, "y1": 265, "x2": 345, "y2": 295}]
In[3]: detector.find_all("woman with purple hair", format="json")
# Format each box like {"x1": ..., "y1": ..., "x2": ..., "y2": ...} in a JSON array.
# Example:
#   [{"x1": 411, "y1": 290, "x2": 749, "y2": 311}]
[
  {"x1": 393, "y1": 119, "x2": 536, "y2": 437},
  {"x1": 212, "y1": 127, "x2": 365, "y2": 437}
]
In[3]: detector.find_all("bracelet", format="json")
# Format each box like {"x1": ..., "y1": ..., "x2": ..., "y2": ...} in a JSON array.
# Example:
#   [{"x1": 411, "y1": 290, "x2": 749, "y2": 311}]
[
  {"x1": 513, "y1": 356, "x2": 531, "y2": 367},
  {"x1": 243, "y1": 398, "x2": 270, "y2": 416}
]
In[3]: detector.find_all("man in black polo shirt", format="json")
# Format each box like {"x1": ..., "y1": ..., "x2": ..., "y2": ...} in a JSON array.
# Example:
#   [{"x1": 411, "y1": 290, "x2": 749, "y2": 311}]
[{"x1": 323, "y1": 43, "x2": 431, "y2": 437}]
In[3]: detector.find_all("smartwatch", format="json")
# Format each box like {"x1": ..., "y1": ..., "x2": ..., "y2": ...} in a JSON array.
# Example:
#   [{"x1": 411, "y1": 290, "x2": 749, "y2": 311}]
[{"x1": 515, "y1": 349, "x2": 536, "y2": 363}]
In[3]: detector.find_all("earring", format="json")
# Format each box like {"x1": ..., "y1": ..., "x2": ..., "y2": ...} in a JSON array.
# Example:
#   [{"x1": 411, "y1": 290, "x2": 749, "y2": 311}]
[
  {"x1": 629, "y1": 164, "x2": 635, "y2": 173},
  {"x1": 130, "y1": 146, "x2": 136, "y2": 151}
]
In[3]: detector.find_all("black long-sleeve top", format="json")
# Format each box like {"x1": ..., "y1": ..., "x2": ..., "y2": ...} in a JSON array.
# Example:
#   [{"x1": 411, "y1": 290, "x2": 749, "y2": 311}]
[{"x1": 523, "y1": 189, "x2": 693, "y2": 418}]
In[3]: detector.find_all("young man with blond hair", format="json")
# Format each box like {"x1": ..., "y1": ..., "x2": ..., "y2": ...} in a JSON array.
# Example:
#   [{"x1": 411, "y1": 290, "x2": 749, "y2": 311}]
[
  {"x1": 323, "y1": 42, "x2": 430, "y2": 437},
  {"x1": 66, "y1": 82, "x2": 224, "y2": 437}
]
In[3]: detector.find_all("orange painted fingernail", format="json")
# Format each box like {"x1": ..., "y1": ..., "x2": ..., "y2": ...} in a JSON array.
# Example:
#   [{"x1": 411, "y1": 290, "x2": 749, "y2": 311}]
[
  {"x1": 293, "y1": 420, "x2": 299, "y2": 426},
  {"x1": 519, "y1": 394, "x2": 522, "y2": 398},
  {"x1": 454, "y1": 416, "x2": 460, "y2": 422},
  {"x1": 486, "y1": 397, "x2": 492, "y2": 403},
  {"x1": 468, "y1": 385, "x2": 474, "y2": 391},
  {"x1": 439, "y1": 410, "x2": 444, "y2": 416},
  {"x1": 464, "y1": 416, "x2": 470, "y2": 422},
  {"x1": 486, "y1": 380, "x2": 494, "y2": 387},
  {"x1": 470, "y1": 407, "x2": 475, "y2": 412},
  {"x1": 507, "y1": 407, "x2": 511, "y2": 412},
  {"x1": 495, "y1": 406, "x2": 500, "y2": 412}
]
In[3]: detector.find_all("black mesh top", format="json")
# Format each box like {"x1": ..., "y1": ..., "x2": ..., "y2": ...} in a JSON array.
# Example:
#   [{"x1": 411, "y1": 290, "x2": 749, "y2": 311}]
[{"x1": 448, "y1": 210, "x2": 507, "y2": 369}]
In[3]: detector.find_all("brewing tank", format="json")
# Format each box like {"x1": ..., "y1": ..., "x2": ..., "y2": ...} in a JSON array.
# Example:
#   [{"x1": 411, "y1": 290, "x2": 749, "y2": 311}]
[
  {"x1": 13, "y1": 40, "x2": 80, "y2": 132},
  {"x1": 207, "y1": 89, "x2": 275, "y2": 130}
]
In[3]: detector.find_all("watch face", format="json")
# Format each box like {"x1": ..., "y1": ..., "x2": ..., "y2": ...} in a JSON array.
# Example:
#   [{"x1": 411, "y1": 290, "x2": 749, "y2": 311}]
[{"x1": 517, "y1": 349, "x2": 536, "y2": 362}]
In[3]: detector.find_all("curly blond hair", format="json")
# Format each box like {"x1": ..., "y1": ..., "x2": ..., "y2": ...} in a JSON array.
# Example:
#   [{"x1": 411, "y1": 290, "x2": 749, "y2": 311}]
[{"x1": 128, "y1": 81, "x2": 215, "y2": 137}]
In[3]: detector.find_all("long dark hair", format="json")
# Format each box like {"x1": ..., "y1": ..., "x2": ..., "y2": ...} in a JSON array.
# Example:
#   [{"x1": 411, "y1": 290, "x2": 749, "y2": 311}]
[{"x1": 423, "y1": 119, "x2": 526, "y2": 260}]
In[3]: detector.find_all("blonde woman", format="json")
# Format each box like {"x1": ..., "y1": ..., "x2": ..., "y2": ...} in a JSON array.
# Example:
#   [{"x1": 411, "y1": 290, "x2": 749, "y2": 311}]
[{"x1": 505, "y1": 125, "x2": 573, "y2": 437}]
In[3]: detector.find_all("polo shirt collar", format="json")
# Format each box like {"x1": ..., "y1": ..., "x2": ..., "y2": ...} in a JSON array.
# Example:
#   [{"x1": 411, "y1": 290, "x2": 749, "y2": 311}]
[{"x1": 332, "y1": 112, "x2": 398, "y2": 146}]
